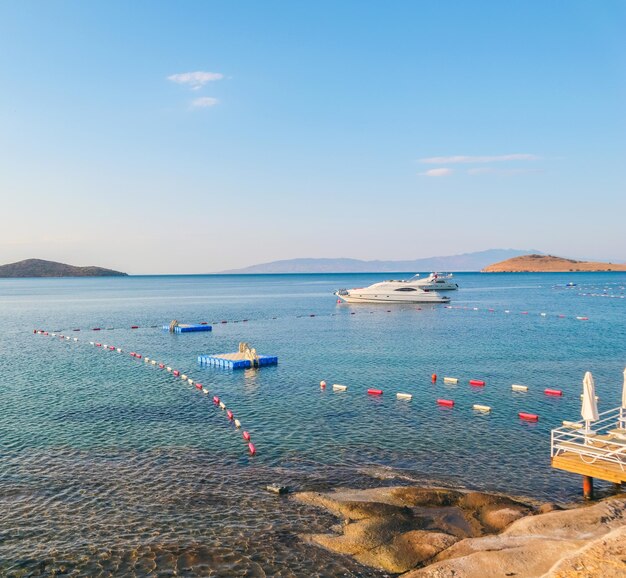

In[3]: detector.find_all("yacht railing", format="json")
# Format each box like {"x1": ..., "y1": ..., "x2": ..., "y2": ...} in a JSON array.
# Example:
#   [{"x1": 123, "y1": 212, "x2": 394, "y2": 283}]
[{"x1": 551, "y1": 406, "x2": 626, "y2": 471}]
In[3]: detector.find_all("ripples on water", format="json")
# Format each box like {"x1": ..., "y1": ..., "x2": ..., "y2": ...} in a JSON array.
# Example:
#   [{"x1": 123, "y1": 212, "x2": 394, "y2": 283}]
[{"x1": 0, "y1": 273, "x2": 625, "y2": 575}]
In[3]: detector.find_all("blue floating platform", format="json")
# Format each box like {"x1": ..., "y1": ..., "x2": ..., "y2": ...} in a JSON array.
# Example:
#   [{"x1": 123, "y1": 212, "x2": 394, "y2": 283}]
[
  {"x1": 163, "y1": 323, "x2": 212, "y2": 333},
  {"x1": 198, "y1": 354, "x2": 278, "y2": 369}
]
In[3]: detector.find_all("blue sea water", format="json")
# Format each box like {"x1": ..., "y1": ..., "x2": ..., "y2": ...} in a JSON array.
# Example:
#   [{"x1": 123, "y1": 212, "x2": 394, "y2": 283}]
[{"x1": 0, "y1": 272, "x2": 625, "y2": 576}]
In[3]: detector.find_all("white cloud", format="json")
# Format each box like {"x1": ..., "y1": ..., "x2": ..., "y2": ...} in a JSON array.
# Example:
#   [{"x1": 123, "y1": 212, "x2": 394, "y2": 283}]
[
  {"x1": 468, "y1": 167, "x2": 541, "y2": 176},
  {"x1": 419, "y1": 154, "x2": 540, "y2": 164},
  {"x1": 419, "y1": 168, "x2": 453, "y2": 177},
  {"x1": 192, "y1": 97, "x2": 219, "y2": 108},
  {"x1": 168, "y1": 71, "x2": 224, "y2": 90}
]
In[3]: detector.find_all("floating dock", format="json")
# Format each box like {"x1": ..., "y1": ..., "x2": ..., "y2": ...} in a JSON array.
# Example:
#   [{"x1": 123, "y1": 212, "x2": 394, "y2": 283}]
[
  {"x1": 163, "y1": 323, "x2": 212, "y2": 333},
  {"x1": 198, "y1": 342, "x2": 277, "y2": 369}
]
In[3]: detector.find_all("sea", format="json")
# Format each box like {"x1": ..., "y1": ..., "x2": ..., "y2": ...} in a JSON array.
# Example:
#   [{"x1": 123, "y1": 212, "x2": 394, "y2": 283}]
[{"x1": 1, "y1": 272, "x2": 625, "y2": 576}]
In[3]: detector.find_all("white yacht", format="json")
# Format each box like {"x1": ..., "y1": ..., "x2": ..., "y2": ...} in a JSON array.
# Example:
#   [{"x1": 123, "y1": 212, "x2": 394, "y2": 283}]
[
  {"x1": 334, "y1": 276, "x2": 450, "y2": 304},
  {"x1": 412, "y1": 273, "x2": 458, "y2": 291}
]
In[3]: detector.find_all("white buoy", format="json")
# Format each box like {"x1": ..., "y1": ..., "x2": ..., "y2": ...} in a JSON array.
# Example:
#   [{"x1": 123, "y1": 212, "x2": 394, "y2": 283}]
[
  {"x1": 332, "y1": 384, "x2": 347, "y2": 391},
  {"x1": 144, "y1": 357, "x2": 150, "y2": 363},
  {"x1": 320, "y1": 380, "x2": 327, "y2": 388},
  {"x1": 512, "y1": 384, "x2": 528, "y2": 392},
  {"x1": 234, "y1": 419, "x2": 241, "y2": 428},
  {"x1": 89, "y1": 341, "x2": 95, "y2": 345},
  {"x1": 202, "y1": 388, "x2": 209, "y2": 394},
  {"x1": 396, "y1": 393, "x2": 412, "y2": 400},
  {"x1": 219, "y1": 401, "x2": 226, "y2": 410},
  {"x1": 117, "y1": 348, "x2": 122, "y2": 352},
  {"x1": 151, "y1": 360, "x2": 156, "y2": 365},
  {"x1": 473, "y1": 404, "x2": 491, "y2": 412},
  {"x1": 188, "y1": 379, "x2": 194, "y2": 385},
  {"x1": 74, "y1": 338, "x2": 79, "y2": 342},
  {"x1": 181, "y1": 374, "x2": 187, "y2": 380},
  {"x1": 166, "y1": 367, "x2": 172, "y2": 372},
  {"x1": 540, "y1": 312, "x2": 547, "y2": 316},
  {"x1": 443, "y1": 377, "x2": 458, "y2": 384}
]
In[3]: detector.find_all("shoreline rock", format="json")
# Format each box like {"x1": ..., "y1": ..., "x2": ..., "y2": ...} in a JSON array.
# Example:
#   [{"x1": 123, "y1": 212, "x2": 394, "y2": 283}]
[{"x1": 294, "y1": 485, "x2": 626, "y2": 576}]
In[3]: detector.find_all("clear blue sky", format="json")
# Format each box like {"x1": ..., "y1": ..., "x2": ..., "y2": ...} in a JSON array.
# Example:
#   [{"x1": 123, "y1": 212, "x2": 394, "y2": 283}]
[{"x1": 1, "y1": 1, "x2": 624, "y2": 273}]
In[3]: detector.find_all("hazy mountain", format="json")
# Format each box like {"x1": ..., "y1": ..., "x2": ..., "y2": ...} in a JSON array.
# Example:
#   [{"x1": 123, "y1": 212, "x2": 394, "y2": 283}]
[
  {"x1": 0, "y1": 259, "x2": 128, "y2": 278},
  {"x1": 219, "y1": 249, "x2": 541, "y2": 274}
]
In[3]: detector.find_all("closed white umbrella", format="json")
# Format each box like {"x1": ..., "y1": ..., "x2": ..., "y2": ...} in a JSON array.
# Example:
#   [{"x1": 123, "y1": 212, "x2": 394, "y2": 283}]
[{"x1": 581, "y1": 371, "x2": 599, "y2": 435}]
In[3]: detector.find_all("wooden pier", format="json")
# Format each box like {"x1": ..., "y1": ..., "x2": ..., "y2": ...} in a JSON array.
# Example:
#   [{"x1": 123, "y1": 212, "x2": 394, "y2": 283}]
[{"x1": 551, "y1": 408, "x2": 626, "y2": 498}]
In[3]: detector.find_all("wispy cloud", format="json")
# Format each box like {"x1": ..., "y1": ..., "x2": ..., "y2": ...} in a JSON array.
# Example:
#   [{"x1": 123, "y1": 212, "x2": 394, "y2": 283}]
[
  {"x1": 168, "y1": 71, "x2": 224, "y2": 90},
  {"x1": 419, "y1": 154, "x2": 540, "y2": 165},
  {"x1": 419, "y1": 168, "x2": 453, "y2": 177},
  {"x1": 468, "y1": 167, "x2": 542, "y2": 176},
  {"x1": 192, "y1": 97, "x2": 219, "y2": 108}
]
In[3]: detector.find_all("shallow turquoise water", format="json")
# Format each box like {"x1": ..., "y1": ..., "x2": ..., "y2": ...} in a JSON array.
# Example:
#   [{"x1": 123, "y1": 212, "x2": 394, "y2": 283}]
[{"x1": 1, "y1": 272, "x2": 625, "y2": 576}]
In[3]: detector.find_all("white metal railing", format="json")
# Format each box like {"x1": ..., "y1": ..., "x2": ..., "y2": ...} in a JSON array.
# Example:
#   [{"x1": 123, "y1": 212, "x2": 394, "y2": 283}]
[{"x1": 551, "y1": 406, "x2": 626, "y2": 472}]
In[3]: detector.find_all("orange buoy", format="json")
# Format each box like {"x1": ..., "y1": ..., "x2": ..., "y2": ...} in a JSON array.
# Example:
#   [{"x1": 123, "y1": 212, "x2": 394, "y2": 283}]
[
  {"x1": 248, "y1": 442, "x2": 256, "y2": 455},
  {"x1": 469, "y1": 379, "x2": 485, "y2": 386},
  {"x1": 367, "y1": 388, "x2": 383, "y2": 395},
  {"x1": 544, "y1": 389, "x2": 563, "y2": 396},
  {"x1": 519, "y1": 412, "x2": 538, "y2": 422},
  {"x1": 431, "y1": 373, "x2": 437, "y2": 383},
  {"x1": 437, "y1": 399, "x2": 454, "y2": 407},
  {"x1": 242, "y1": 431, "x2": 251, "y2": 441}
]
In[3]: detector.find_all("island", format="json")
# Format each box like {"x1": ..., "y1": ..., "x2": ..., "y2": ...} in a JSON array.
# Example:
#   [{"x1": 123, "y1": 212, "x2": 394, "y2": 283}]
[
  {"x1": 482, "y1": 254, "x2": 626, "y2": 272},
  {"x1": 0, "y1": 259, "x2": 128, "y2": 278}
]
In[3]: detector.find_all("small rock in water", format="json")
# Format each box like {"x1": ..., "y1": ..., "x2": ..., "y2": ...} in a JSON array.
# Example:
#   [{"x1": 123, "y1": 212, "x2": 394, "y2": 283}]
[{"x1": 266, "y1": 484, "x2": 289, "y2": 495}]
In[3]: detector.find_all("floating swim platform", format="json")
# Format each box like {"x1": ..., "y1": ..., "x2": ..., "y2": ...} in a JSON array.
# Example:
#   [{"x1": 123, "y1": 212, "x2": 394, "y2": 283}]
[
  {"x1": 163, "y1": 323, "x2": 212, "y2": 333},
  {"x1": 198, "y1": 343, "x2": 277, "y2": 369}
]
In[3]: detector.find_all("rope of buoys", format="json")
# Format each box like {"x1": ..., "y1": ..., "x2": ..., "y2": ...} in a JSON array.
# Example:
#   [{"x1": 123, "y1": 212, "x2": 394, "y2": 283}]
[{"x1": 34, "y1": 329, "x2": 256, "y2": 457}]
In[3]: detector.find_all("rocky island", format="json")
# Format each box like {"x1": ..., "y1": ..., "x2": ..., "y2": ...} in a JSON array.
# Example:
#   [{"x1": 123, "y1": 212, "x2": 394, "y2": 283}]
[
  {"x1": 0, "y1": 258, "x2": 128, "y2": 278},
  {"x1": 482, "y1": 254, "x2": 626, "y2": 272}
]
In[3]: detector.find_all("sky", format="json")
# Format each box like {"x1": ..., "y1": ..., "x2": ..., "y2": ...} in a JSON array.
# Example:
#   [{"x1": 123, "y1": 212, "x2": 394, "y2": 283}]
[{"x1": 0, "y1": 1, "x2": 624, "y2": 274}]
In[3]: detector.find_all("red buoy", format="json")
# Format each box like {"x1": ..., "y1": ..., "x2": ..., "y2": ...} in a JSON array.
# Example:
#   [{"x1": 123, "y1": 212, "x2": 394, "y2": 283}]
[
  {"x1": 519, "y1": 412, "x2": 539, "y2": 422},
  {"x1": 213, "y1": 396, "x2": 219, "y2": 404},
  {"x1": 367, "y1": 388, "x2": 383, "y2": 395},
  {"x1": 130, "y1": 352, "x2": 136, "y2": 357},
  {"x1": 544, "y1": 389, "x2": 563, "y2": 396},
  {"x1": 173, "y1": 370, "x2": 180, "y2": 376},
  {"x1": 195, "y1": 383, "x2": 202, "y2": 390},
  {"x1": 131, "y1": 325, "x2": 139, "y2": 329},
  {"x1": 108, "y1": 346, "x2": 115, "y2": 350},
  {"x1": 469, "y1": 379, "x2": 486, "y2": 387},
  {"x1": 437, "y1": 399, "x2": 454, "y2": 407},
  {"x1": 227, "y1": 410, "x2": 234, "y2": 420},
  {"x1": 242, "y1": 431, "x2": 251, "y2": 441},
  {"x1": 136, "y1": 354, "x2": 142, "y2": 359},
  {"x1": 95, "y1": 343, "x2": 102, "y2": 347},
  {"x1": 248, "y1": 442, "x2": 256, "y2": 455},
  {"x1": 158, "y1": 363, "x2": 164, "y2": 369},
  {"x1": 92, "y1": 328, "x2": 101, "y2": 331},
  {"x1": 431, "y1": 373, "x2": 437, "y2": 383}
]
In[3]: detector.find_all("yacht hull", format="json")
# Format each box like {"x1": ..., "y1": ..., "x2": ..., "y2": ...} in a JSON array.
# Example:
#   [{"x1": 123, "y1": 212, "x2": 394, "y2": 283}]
[{"x1": 334, "y1": 291, "x2": 449, "y2": 304}]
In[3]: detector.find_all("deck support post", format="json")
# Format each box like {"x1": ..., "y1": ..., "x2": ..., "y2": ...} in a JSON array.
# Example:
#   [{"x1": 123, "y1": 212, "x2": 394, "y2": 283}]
[
  {"x1": 582, "y1": 475, "x2": 594, "y2": 500},
  {"x1": 613, "y1": 483, "x2": 622, "y2": 493}
]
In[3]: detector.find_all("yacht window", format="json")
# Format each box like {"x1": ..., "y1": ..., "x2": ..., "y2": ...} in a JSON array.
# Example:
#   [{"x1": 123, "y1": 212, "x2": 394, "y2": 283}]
[{"x1": 394, "y1": 287, "x2": 417, "y2": 292}]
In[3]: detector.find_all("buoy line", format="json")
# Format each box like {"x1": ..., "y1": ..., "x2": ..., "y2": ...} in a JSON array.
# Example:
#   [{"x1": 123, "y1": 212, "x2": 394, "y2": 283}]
[{"x1": 33, "y1": 330, "x2": 257, "y2": 456}]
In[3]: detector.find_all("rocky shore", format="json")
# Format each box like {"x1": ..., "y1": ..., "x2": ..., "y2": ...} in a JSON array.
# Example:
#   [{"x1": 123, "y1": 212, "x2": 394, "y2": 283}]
[{"x1": 295, "y1": 486, "x2": 626, "y2": 577}]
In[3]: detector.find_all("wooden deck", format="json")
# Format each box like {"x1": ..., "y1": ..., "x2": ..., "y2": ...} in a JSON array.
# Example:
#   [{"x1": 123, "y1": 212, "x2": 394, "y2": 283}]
[{"x1": 552, "y1": 452, "x2": 626, "y2": 484}]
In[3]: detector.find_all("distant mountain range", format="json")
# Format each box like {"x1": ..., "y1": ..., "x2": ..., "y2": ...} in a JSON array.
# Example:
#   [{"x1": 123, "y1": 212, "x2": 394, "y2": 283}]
[
  {"x1": 0, "y1": 259, "x2": 128, "y2": 278},
  {"x1": 219, "y1": 249, "x2": 541, "y2": 274}
]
